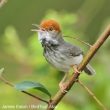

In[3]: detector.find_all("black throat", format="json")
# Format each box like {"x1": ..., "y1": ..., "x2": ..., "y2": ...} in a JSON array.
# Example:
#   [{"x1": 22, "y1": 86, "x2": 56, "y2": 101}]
[{"x1": 41, "y1": 39, "x2": 59, "y2": 54}]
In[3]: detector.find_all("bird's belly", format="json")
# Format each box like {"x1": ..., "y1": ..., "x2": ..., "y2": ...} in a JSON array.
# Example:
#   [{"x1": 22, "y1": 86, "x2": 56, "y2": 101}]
[{"x1": 44, "y1": 50, "x2": 83, "y2": 72}]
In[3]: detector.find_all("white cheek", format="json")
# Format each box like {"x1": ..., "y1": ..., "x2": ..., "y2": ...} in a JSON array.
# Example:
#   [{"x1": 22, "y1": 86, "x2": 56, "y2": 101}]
[
  {"x1": 45, "y1": 32, "x2": 58, "y2": 43},
  {"x1": 38, "y1": 32, "x2": 45, "y2": 42},
  {"x1": 45, "y1": 32, "x2": 52, "y2": 40},
  {"x1": 38, "y1": 31, "x2": 58, "y2": 44},
  {"x1": 39, "y1": 32, "x2": 51, "y2": 41}
]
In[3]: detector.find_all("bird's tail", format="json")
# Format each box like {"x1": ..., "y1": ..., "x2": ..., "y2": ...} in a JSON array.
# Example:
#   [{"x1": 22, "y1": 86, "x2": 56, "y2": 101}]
[{"x1": 84, "y1": 64, "x2": 96, "y2": 75}]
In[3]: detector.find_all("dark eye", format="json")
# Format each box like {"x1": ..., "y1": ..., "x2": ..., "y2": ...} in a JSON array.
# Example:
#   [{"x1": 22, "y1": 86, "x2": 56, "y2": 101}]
[{"x1": 48, "y1": 27, "x2": 53, "y2": 31}]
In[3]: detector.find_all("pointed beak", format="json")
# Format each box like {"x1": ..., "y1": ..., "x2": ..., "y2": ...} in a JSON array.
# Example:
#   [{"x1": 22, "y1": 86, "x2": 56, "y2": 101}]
[
  {"x1": 31, "y1": 29, "x2": 40, "y2": 32},
  {"x1": 32, "y1": 24, "x2": 40, "y2": 28},
  {"x1": 31, "y1": 24, "x2": 47, "y2": 32},
  {"x1": 31, "y1": 24, "x2": 40, "y2": 32},
  {"x1": 31, "y1": 24, "x2": 45, "y2": 32}
]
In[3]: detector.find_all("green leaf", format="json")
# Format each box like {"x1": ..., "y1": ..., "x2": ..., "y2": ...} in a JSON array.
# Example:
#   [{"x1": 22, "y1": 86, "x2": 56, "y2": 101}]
[
  {"x1": 0, "y1": 68, "x2": 4, "y2": 76},
  {"x1": 15, "y1": 81, "x2": 51, "y2": 97}
]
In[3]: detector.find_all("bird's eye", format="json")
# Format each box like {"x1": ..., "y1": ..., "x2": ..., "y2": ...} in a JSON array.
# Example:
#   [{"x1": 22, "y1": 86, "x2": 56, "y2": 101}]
[{"x1": 48, "y1": 27, "x2": 53, "y2": 31}]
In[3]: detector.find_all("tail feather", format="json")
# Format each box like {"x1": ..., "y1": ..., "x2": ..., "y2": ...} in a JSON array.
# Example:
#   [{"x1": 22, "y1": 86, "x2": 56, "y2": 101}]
[{"x1": 84, "y1": 64, "x2": 96, "y2": 75}]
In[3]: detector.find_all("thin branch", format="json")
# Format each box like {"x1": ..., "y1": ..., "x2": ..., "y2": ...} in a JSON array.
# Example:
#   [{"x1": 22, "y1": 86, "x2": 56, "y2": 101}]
[
  {"x1": 0, "y1": 75, "x2": 14, "y2": 87},
  {"x1": 0, "y1": 75, "x2": 49, "y2": 104},
  {"x1": 47, "y1": 25, "x2": 110, "y2": 110},
  {"x1": 77, "y1": 80, "x2": 108, "y2": 110},
  {"x1": 22, "y1": 91, "x2": 48, "y2": 104},
  {"x1": 64, "y1": 35, "x2": 92, "y2": 47}
]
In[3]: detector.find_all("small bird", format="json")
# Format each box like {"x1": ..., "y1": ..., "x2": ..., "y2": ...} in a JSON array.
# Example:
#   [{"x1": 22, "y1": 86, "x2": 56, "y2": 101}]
[{"x1": 32, "y1": 19, "x2": 95, "y2": 92}]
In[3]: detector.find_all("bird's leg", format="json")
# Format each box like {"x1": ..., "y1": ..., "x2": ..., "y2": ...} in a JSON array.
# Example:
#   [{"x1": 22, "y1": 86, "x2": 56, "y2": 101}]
[
  {"x1": 71, "y1": 65, "x2": 80, "y2": 74},
  {"x1": 59, "y1": 73, "x2": 69, "y2": 93}
]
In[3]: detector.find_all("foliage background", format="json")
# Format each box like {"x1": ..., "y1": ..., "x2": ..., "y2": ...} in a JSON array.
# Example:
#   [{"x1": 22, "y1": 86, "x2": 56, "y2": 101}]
[{"x1": 0, "y1": 0, "x2": 110, "y2": 110}]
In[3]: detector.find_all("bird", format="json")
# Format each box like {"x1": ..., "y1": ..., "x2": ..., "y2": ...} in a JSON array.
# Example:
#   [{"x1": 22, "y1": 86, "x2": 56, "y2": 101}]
[{"x1": 32, "y1": 19, "x2": 96, "y2": 92}]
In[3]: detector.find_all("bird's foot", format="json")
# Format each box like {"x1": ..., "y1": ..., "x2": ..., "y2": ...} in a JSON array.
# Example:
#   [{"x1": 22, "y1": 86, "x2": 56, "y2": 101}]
[
  {"x1": 59, "y1": 82, "x2": 68, "y2": 93},
  {"x1": 71, "y1": 65, "x2": 81, "y2": 74}
]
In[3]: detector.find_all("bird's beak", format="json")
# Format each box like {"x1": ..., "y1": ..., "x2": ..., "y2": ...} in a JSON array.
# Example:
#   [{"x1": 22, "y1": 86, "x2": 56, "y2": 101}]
[
  {"x1": 31, "y1": 24, "x2": 40, "y2": 32},
  {"x1": 31, "y1": 24, "x2": 46, "y2": 32},
  {"x1": 31, "y1": 29, "x2": 40, "y2": 32},
  {"x1": 32, "y1": 24, "x2": 40, "y2": 28},
  {"x1": 31, "y1": 24, "x2": 44, "y2": 32}
]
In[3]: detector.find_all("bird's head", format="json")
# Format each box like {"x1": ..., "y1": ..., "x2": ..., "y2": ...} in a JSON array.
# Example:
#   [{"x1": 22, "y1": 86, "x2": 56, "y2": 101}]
[{"x1": 32, "y1": 19, "x2": 63, "y2": 46}]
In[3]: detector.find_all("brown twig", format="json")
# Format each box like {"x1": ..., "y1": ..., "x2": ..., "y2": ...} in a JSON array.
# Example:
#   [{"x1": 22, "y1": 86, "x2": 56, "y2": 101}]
[
  {"x1": 47, "y1": 25, "x2": 110, "y2": 110},
  {"x1": 77, "y1": 80, "x2": 108, "y2": 110},
  {"x1": 0, "y1": 75, "x2": 49, "y2": 104},
  {"x1": 64, "y1": 35, "x2": 92, "y2": 47}
]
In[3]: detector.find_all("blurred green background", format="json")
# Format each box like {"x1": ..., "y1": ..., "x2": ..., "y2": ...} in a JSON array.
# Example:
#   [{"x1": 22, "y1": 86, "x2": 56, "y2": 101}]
[{"x1": 0, "y1": 0, "x2": 110, "y2": 110}]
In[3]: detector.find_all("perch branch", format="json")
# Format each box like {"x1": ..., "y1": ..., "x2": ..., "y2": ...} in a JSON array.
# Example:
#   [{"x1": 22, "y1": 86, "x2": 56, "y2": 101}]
[{"x1": 47, "y1": 25, "x2": 110, "y2": 110}]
